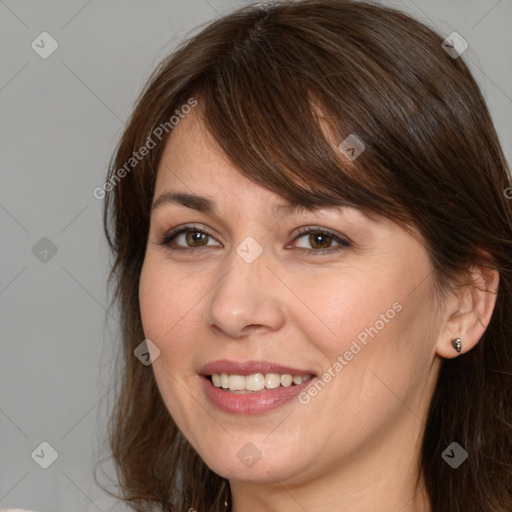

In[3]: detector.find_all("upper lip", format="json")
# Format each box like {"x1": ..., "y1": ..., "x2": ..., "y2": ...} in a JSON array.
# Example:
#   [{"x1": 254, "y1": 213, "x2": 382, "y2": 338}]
[{"x1": 199, "y1": 359, "x2": 316, "y2": 377}]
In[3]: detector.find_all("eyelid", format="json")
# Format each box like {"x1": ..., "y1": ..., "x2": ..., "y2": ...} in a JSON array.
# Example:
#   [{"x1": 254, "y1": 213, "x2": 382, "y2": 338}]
[
  {"x1": 291, "y1": 225, "x2": 351, "y2": 253},
  {"x1": 157, "y1": 223, "x2": 351, "y2": 254},
  {"x1": 157, "y1": 223, "x2": 220, "y2": 248}
]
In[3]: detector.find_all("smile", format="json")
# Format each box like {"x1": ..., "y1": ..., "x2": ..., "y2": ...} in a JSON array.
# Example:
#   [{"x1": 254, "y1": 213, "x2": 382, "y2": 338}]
[
  {"x1": 209, "y1": 373, "x2": 313, "y2": 392},
  {"x1": 199, "y1": 360, "x2": 318, "y2": 414}
]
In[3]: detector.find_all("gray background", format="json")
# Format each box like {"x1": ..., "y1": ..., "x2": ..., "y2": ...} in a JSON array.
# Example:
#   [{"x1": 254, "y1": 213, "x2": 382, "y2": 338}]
[{"x1": 1, "y1": 1, "x2": 511, "y2": 511}]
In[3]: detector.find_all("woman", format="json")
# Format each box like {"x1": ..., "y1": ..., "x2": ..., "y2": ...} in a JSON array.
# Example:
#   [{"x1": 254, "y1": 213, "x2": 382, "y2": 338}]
[{"x1": 97, "y1": 0, "x2": 512, "y2": 510}]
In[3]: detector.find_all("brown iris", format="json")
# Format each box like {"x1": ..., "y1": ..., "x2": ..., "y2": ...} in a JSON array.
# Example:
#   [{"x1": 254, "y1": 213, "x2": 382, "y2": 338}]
[
  {"x1": 186, "y1": 230, "x2": 208, "y2": 247},
  {"x1": 308, "y1": 232, "x2": 333, "y2": 249}
]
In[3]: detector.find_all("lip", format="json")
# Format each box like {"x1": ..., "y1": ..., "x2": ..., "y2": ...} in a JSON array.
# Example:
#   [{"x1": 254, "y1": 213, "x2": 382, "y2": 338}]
[
  {"x1": 199, "y1": 359, "x2": 316, "y2": 377},
  {"x1": 201, "y1": 375, "x2": 317, "y2": 414},
  {"x1": 199, "y1": 359, "x2": 317, "y2": 415}
]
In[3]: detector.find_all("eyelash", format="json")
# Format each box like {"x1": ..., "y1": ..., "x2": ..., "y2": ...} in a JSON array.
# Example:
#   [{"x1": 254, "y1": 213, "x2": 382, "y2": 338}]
[{"x1": 157, "y1": 223, "x2": 351, "y2": 256}]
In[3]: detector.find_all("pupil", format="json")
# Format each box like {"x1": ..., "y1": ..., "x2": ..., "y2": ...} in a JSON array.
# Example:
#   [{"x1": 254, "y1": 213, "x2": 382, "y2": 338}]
[
  {"x1": 312, "y1": 233, "x2": 330, "y2": 248},
  {"x1": 187, "y1": 231, "x2": 206, "y2": 246}
]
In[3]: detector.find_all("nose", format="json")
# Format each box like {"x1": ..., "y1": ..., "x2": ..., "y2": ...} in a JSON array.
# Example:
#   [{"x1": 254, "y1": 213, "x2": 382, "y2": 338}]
[{"x1": 203, "y1": 243, "x2": 286, "y2": 339}]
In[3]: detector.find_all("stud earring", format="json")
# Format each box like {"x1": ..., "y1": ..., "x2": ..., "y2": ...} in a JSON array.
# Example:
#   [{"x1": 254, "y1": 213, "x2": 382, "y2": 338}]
[{"x1": 451, "y1": 337, "x2": 462, "y2": 353}]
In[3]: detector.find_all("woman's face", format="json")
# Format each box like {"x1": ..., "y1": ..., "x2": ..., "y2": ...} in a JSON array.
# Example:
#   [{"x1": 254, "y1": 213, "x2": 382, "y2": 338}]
[{"x1": 139, "y1": 110, "x2": 445, "y2": 487}]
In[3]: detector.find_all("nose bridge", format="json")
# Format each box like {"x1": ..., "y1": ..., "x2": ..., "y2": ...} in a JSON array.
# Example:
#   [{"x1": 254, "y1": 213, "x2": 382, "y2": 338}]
[{"x1": 204, "y1": 237, "x2": 285, "y2": 337}]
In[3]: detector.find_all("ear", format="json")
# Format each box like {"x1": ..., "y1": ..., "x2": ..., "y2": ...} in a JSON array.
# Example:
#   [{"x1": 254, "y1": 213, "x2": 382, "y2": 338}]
[{"x1": 435, "y1": 260, "x2": 499, "y2": 359}]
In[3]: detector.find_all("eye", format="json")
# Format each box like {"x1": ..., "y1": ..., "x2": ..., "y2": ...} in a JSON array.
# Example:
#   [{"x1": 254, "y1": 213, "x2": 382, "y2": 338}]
[
  {"x1": 291, "y1": 226, "x2": 351, "y2": 255},
  {"x1": 157, "y1": 224, "x2": 351, "y2": 255},
  {"x1": 157, "y1": 224, "x2": 220, "y2": 251}
]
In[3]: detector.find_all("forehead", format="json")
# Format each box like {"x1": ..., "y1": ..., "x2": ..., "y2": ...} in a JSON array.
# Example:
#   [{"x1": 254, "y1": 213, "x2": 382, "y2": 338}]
[
  {"x1": 154, "y1": 109, "x2": 235, "y2": 188},
  {"x1": 152, "y1": 106, "x2": 392, "y2": 228}
]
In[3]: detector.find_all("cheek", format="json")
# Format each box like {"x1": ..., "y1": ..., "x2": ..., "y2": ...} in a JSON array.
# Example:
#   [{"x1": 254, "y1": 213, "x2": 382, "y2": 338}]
[
  {"x1": 288, "y1": 269, "x2": 401, "y2": 356},
  {"x1": 139, "y1": 257, "x2": 201, "y2": 342},
  {"x1": 138, "y1": 260, "x2": 201, "y2": 424},
  {"x1": 289, "y1": 261, "x2": 435, "y2": 398},
  {"x1": 139, "y1": 261, "x2": 166, "y2": 338}
]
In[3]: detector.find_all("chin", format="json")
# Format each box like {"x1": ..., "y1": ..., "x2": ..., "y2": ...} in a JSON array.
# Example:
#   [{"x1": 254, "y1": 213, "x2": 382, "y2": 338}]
[{"x1": 196, "y1": 442, "x2": 308, "y2": 485}]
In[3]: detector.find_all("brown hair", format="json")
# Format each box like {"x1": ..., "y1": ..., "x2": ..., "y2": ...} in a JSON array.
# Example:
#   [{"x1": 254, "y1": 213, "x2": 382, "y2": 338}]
[{"x1": 96, "y1": 1, "x2": 512, "y2": 510}]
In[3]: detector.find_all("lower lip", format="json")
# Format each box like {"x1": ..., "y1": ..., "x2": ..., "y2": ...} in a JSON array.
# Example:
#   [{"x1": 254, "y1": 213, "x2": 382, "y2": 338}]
[{"x1": 201, "y1": 375, "x2": 316, "y2": 415}]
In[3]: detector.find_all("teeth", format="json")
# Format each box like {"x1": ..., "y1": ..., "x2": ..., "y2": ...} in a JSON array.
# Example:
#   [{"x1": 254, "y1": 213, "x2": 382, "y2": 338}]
[
  {"x1": 280, "y1": 374, "x2": 293, "y2": 387},
  {"x1": 265, "y1": 373, "x2": 281, "y2": 389},
  {"x1": 210, "y1": 373, "x2": 312, "y2": 391},
  {"x1": 246, "y1": 373, "x2": 265, "y2": 391},
  {"x1": 293, "y1": 375, "x2": 303, "y2": 385},
  {"x1": 228, "y1": 375, "x2": 245, "y2": 391}
]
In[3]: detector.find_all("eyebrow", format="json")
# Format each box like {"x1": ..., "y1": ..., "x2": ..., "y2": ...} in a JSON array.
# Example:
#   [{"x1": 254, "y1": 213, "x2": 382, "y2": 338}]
[{"x1": 150, "y1": 191, "x2": 330, "y2": 216}]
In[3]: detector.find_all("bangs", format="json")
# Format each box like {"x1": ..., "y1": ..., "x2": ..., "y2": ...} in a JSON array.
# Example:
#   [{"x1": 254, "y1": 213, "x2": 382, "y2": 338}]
[{"x1": 188, "y1": 9, "x2": 417, "y2": 226}]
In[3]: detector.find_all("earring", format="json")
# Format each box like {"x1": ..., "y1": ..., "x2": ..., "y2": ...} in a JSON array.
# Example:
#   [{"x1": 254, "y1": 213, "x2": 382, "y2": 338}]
[{"x1": 451, "y1": 337, "x2": 462, "y2": 353}]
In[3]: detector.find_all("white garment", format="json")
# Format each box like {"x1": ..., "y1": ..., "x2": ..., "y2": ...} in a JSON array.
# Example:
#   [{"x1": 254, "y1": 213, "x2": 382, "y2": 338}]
[{"x1": 0, "y1": 509, "x2": 40, "y2": 512}]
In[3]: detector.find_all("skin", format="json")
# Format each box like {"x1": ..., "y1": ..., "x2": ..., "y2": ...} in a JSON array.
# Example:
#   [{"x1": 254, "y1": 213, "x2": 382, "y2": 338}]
[{"x1": 138, "y1": 109, "x2": 498, "y2": 512}]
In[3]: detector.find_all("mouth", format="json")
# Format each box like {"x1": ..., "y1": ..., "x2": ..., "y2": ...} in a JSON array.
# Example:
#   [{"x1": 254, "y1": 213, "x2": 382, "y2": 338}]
[
  {"x1": 198, "y1": 360, "x2": 318, "y2": 414},
  {"x1": 207, "y1": 372, "x2": 314, "y2": 393}
]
